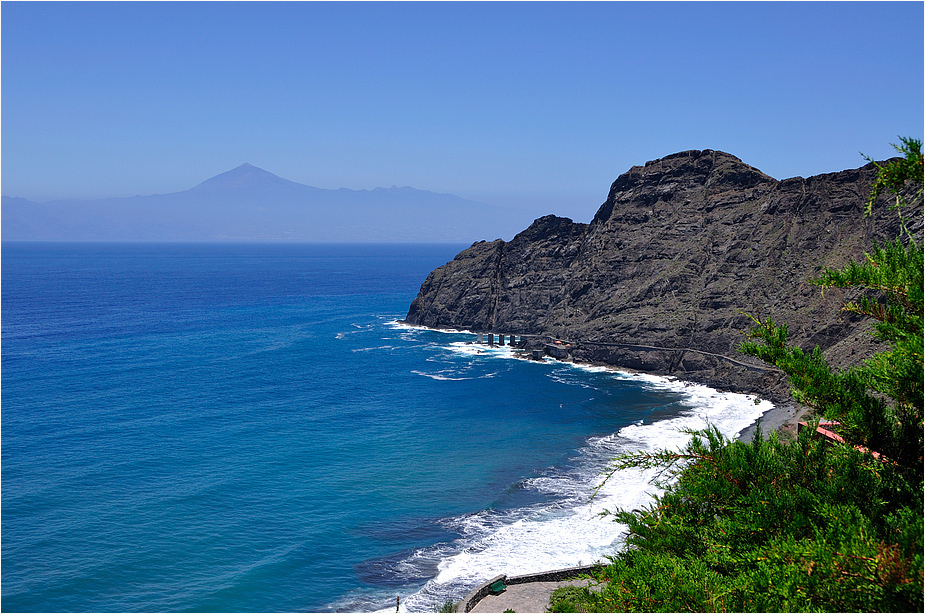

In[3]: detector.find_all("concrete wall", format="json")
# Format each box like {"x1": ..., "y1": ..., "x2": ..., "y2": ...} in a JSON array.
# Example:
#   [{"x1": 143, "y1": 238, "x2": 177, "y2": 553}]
[{"x1": 459, "y1": 564, "x2": 602, "y2": 612}]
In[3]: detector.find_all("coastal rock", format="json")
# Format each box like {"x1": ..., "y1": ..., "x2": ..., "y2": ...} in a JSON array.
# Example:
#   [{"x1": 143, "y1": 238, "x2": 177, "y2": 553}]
[{"x1": 404, "y1": 150, "x2": 923, "y2": 403}]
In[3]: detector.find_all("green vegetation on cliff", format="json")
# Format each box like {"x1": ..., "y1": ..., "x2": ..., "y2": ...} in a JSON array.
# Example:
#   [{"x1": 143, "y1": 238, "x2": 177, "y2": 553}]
[{"x1": 550, "y1": 140, "x2": 924, "y2": 613}]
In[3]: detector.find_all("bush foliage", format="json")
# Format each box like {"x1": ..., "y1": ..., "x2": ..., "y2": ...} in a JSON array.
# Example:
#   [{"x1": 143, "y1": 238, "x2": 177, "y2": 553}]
[
  {"x1": 552, "y1": 427, "x2": 923, "y2": 612},
  {"x1": 552, "y1": 140, "x2": 924, "y2": 612}
]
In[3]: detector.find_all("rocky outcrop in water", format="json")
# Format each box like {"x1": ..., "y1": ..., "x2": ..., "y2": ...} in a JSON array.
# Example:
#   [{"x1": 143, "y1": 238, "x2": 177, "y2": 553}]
[{"x1": 405, "y1": 150, "x2": 923, "y2": 402}]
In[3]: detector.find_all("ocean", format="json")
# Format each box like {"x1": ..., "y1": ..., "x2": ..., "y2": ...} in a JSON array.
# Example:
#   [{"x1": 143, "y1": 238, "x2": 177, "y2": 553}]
[{"x1": 1, "y1": 242, "x2": 770, "y2": 612}]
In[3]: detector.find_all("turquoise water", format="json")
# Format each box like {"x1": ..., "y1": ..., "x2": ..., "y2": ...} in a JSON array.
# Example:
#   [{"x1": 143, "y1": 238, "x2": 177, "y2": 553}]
[{"x1": 1, "y1": 243, "x2": 769, "y2": 612}]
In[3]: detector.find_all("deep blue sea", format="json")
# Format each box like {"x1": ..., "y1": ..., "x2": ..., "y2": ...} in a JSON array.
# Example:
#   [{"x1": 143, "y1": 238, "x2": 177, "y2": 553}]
[{"x1": 1, "y1": 243, "x2": 770, "y2": 612}]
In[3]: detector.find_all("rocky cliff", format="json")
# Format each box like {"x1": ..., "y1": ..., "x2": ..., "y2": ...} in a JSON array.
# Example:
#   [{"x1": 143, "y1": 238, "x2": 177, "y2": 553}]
[{"x1": 405, "y1": 150, "x2": 923, "y2": 403}]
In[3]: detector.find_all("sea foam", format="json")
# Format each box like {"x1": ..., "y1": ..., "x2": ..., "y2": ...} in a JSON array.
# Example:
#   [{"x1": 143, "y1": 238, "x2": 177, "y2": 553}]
[{"x1": 395, "y1": 334, "x2": 771, "y2": 612}]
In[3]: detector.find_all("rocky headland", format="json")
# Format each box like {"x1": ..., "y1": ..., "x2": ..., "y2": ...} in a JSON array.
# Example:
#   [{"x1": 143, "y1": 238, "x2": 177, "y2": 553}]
[{"x1": 404, "y1": 150, "x2": 923, "y2": 407}]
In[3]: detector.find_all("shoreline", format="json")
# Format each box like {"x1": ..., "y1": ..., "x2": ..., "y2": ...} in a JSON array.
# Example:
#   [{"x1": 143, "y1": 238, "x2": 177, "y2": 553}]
[
  {"x1": 393, "y1": 322, "x2": 807, "y2": 612},
  {"x1": 567, "y1": 357, "x2": 810, "y2": 443},
  {"x1": 570, "y1": 358, "x2": 811, "y2": 443},
  {"x1": 735, "y1": 400, "x2": 809, "y2": 442},
  {"x1": 397, "y1": 322, "x2": 808, "y2": 442}
]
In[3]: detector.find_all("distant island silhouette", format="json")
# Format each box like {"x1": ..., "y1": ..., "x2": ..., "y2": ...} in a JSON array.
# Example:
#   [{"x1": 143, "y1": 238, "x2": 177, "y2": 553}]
[{"x1": 2, "y1": 164, "x2": 530, "y2": 243}]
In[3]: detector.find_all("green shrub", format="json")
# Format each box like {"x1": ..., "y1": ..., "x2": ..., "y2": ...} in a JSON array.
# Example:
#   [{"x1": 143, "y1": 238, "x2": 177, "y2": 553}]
[{"x1": 562, "y1": 140, "x2": 924, "y2": 612}]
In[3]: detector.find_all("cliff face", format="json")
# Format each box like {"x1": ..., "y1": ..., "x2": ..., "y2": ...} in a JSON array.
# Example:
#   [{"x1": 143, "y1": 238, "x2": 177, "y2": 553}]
[{"x1": 405, "y1": 150, "x2": 922, "y2": 401}]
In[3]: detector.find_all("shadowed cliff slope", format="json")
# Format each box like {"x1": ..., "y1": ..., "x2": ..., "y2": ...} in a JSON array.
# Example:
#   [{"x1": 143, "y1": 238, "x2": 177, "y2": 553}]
[{"x1": 405, "y1": 150, "x2": 923, "y2": 401}]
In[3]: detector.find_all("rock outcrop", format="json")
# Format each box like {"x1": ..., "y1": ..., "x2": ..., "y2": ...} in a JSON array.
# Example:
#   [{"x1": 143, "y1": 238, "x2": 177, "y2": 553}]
[{"x1": 405, "y1": 150, "x2": 923, "y2": 403}]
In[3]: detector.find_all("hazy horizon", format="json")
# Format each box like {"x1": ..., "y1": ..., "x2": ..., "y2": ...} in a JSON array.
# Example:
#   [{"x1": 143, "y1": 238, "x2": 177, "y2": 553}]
[
  {"x1": 2, "y1": 162, "x2": 540, "y2": 243},
  {"x1": 2, "y1": 2, "x2": 923, "y2": 227}
]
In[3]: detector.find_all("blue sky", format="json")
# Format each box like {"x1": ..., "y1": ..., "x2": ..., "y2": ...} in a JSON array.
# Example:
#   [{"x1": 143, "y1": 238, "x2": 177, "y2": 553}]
[{"x1": 2, "y1": 1, "x2": 923, "y2": 221}]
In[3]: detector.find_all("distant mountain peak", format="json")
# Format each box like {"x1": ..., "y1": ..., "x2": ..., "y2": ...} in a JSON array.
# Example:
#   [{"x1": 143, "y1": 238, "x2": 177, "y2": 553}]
[
  {"x1": 192, "y1": 163, "x2": 300, "y2": 192},
  {"x1": 2, "y1": 161, "x2": 528, "y2": 242}
]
